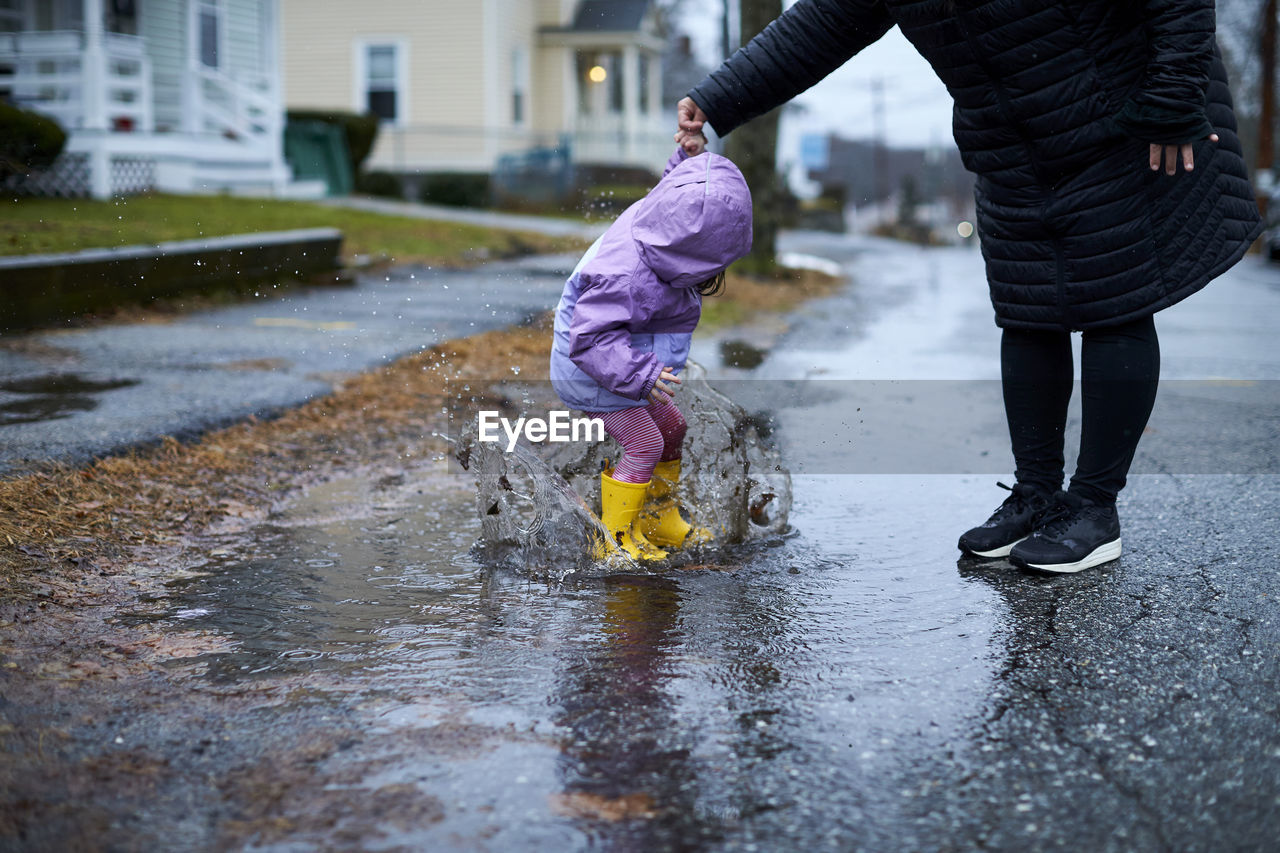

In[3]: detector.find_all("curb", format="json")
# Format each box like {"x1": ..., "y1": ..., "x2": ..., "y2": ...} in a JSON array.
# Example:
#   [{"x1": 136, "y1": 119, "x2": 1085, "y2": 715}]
[{"x1": 0, "y1": 228, "x2": 345, "y2": 330}]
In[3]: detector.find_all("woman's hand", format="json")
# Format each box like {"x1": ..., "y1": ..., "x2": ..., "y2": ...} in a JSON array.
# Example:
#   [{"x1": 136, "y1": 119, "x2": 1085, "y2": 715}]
[
  {"x1": 1149, "y1": 133, "x2": 1218, "y2": 175},
  {"x1": 648, "y1": 367, "x2": 682, "y2": 405},
  {"x1": 674, "y1": 97, "x2": 708, "y2": 151}
]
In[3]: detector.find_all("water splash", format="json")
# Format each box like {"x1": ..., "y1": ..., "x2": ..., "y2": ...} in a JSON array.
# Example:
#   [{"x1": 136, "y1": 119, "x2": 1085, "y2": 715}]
[{"x1": 456, "y1": 361, "x2": 791, "y2": 579}]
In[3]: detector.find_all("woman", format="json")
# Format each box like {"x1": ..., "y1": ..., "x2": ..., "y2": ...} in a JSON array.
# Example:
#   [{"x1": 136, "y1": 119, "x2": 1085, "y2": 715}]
[{"x1": 676, "y1": 0, "x2": 1263, "y2": 574}]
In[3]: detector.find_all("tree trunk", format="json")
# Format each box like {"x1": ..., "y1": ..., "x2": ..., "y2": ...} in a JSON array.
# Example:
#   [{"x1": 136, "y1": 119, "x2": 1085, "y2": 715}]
[
  {"x1": 1259, "y1": 0, "x2": 1276, "y2": 216},
  {"x1": 724, "y1": 0, "x2": 784, "y2": 274}
]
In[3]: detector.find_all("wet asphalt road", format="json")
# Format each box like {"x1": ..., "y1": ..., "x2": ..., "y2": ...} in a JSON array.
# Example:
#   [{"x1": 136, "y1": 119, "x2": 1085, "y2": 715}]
[
  {"x1": 4, "y1": 230, "x2": 1279, "y2": 849},
  {"x1": 83, "y1": 233, "x2": 1279, "y2": 850},
  {"x1": 689, "y1": 234, "x2": 1280, "y2": 849},
  {"x1": 0, "y1": 254, "x2": 581, "y2": 475}
]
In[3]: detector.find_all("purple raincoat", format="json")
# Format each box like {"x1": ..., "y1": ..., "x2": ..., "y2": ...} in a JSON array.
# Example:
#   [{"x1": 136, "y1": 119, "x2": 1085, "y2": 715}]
[{"x1": 550, "y1": 148, "x2": 752, "y2": 412}]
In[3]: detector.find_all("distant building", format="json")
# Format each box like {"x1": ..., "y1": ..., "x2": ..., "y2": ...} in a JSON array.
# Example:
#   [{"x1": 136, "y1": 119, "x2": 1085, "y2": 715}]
[
  {"x1": 0, "y1": 0, "x2": 293, "y2": 199},
  {"x1": 807, "y1": 134, "x2": 975, "y2": 220},
  {"x1": 280, "y1": 0, "x2": 671, "y2": 177}
]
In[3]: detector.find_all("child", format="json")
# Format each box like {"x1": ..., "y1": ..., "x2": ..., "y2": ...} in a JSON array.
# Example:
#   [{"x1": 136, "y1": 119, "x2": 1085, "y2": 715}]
[{"x1": 549, "y1": 136, "x2": 753, "y2": 560}]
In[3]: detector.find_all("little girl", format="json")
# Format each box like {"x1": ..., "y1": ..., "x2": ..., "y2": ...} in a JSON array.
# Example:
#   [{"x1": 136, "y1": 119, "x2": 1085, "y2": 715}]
[{"x1": 549, "y1": 137, "x2": 753, "y2": 560}]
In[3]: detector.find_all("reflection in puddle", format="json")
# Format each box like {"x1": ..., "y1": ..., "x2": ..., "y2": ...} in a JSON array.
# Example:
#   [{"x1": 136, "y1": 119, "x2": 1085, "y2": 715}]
[
  {"x1": 0, "y1": 373, "x2": 139, "y2": 426},
  {"x1": 117, "y1": 468, "x2": 1010, "y2": 848}
]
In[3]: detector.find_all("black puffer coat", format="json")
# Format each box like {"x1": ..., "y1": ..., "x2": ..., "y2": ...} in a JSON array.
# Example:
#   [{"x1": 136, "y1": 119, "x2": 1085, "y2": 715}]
[{"x1": 689, "y1": 0, "x2": 1264, "y2": 330}]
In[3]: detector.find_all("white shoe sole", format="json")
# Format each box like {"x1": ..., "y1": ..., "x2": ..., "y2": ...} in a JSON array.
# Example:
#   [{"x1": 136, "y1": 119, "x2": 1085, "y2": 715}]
[
  {"x1": 964, "y1": 536, "x2": 1026, "y2": 559},
  {"x1": 1018, "y1": 537, "x2": 1122, "y2": 574}
]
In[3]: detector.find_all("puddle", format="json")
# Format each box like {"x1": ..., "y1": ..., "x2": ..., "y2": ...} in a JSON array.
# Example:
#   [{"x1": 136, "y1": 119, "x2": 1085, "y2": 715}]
[
  {"x1": 119, "y1": 466, "x2": 1010, "y2": 849},
  {"x1": 720, "y1": 339, "x2": 769, "y2": 369},
  {"x1": 0, "y1": 373, "x2": 139, "y2": 396},
  {"x1": 460, "y1": 361, "x2": 793, "y2": 580},
  {"x1": 0, "y1": 373, "x2": 140, "y2": 426},
  {"x1": 105, "y1": 407, "x2": 1270, "y2": 848}
]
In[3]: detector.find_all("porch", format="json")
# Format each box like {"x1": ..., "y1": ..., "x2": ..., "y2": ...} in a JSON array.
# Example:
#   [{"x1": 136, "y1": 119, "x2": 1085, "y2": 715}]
[
  {"x1": 0, "y1": 0, "x2": 292, "y2": 199},
  {"x1": 539, "y1": 6, "x2": 671, "y2": 171}
]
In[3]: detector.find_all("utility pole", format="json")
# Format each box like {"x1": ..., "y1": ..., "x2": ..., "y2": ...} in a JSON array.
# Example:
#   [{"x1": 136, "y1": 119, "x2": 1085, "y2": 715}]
[
  {"x1": 871, "y1": 76, "x2": 888, "y2": 211},
  {"x1": 722, "y1": 0, "x2": 736, "y2": 61},
  {"x1": 1259, "y1": 0, "x2": 1277, "y2": 215},
  {"x1": 718, "y1": 0, "x2": 736, "y2": 156}
]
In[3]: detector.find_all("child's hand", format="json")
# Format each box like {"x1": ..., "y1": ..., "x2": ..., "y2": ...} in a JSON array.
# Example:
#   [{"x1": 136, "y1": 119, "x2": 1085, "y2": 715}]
[
  {"x1": 649, "y1": 367, "x2": 682, "y2": 405},
  {"x1": 680, "y1": 132, "x2": 708, "y2": 157}
]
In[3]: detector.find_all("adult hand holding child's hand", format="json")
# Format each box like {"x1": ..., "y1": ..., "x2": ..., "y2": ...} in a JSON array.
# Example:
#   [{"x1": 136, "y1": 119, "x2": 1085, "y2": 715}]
[{"x1": 675, "y1": 97, "x2": 708, "y2": 155}]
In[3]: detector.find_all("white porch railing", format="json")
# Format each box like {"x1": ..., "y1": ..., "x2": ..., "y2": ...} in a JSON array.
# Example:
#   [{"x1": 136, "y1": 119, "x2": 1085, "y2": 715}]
[
  {"x1": 0, "y1": 30, "x2": 153, "y2": 132},
  {"x1": 363, "y1": 122, "x2": 673, "y2": 175},
  {"x1": 185, "y1": 65, "x2": 280, "y2": 153},
  {"x1": 0, "y1": 28, "x2": 279, "y2": 153},
  {"x1": 572, "y1": 113, "x2": 672, "y2": 168},
  {"x1": 0, "y1": 21, "x2": 288, "y2": 198}
]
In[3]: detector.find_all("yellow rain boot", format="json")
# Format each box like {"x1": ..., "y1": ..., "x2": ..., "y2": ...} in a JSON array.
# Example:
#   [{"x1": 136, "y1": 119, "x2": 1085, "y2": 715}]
[
  {"x1": 638, "y1": 459, "x2": 711, "y2": 549},
  {"x1": 599, "y1": 471, "x2": 668, "y2": 561}
]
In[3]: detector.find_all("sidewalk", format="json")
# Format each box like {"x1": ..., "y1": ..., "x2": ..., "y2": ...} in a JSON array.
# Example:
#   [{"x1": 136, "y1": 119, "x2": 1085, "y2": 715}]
[{"x1": 316, "y1": 196, "x2": 609, "y2": 240}]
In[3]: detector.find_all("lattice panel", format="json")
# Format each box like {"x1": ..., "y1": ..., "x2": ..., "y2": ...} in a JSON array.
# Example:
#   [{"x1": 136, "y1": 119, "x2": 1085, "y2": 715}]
[
  {"x1": 3, "y1": 152, "x2": 91, "y2": 198},
  {"x1": 3, "y1": 152, "x2": 159, "y2": 198},
  {"x1": 110, "y1": 156, "x2": 155, "y2": 195}
]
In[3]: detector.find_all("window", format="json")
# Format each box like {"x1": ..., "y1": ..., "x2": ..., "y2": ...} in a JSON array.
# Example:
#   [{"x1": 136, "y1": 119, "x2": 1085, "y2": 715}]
[
  {"x1": 511, "y1": 46, "x2": 527, "y2": 125},
  {"x1": 107, "y1": 0, "x2": 139, "y2": 36},
  {"x1": 0, "y1": 0, "x2": 23, "y2": 33},
  {"x1": 32, "y1": 0, "x2": 84, "y2": 30},
  {"x1": 361, "y1": 42, "x2": 404, "y2": 124},
  {"x1": 197, "y1": 0, "x2": 220, "y2": 69},
  {"x1": 638, "y1": 53, "x2": 651, "y2": 115}
]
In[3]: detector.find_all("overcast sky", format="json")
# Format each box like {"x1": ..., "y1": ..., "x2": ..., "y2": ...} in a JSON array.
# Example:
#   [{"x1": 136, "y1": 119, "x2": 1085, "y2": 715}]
[{"x1": 673, "y1": 0, "x2": 959, "y2": 191}]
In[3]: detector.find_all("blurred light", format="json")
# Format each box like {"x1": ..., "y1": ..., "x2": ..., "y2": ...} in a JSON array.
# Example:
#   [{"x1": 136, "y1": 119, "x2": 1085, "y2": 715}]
[
  {"x1": 588, "y1": 65, "x2": 607, "y2": 83},
  {"x1": 957, "y1": 220, "x2": 974, "y2": 239}
]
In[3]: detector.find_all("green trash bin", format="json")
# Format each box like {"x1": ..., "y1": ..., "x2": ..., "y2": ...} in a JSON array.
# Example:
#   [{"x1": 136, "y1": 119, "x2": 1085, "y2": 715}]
[{"x1": 284, "y1": 119, "x2": 354, "y2": 196}]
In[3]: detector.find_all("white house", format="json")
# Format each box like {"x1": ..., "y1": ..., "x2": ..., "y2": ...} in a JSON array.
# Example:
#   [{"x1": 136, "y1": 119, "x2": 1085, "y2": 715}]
[
  {"x1": 0, "y1": 0, "x2": 294, "y2": 199},
  {"x1": 280, "y1": 0, "x2": 670, "y2": 177}
]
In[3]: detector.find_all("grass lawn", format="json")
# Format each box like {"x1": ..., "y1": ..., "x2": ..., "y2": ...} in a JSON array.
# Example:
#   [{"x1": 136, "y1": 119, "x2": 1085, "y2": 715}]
[{"x1": 0, "y1": 193, "x2": 583, "y2": 264}]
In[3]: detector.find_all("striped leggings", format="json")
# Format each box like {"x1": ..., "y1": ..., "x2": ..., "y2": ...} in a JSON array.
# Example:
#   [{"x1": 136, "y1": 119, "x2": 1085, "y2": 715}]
[{"x1": 588, "y1": 403, "x2": 688, "y2": 484}]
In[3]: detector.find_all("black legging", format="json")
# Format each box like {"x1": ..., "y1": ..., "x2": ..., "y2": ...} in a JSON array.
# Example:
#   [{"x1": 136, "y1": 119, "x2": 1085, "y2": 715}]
[{"x1": 1001, "y1": 315, "x2": 1160, "y2": 505}]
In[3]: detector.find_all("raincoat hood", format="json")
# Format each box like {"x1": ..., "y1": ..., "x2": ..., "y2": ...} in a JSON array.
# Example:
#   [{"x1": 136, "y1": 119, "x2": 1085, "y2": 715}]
[{"x1": 631, "y1": 152, "x2": 752, "y2": 288}]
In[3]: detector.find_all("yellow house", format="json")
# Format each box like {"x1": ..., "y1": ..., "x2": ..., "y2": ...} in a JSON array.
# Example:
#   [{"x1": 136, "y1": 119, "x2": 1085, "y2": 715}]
[{"x1": 279, "y1": 0, "x2": 669, "y2": 177}]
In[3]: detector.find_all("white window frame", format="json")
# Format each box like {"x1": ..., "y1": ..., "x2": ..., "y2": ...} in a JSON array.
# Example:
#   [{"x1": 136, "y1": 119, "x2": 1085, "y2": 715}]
[
  {"x1": 353, "y1": 37, "x2": 409, "y2": 127},
  {"x1": 511, "y1": 45, "x2": 528, "y2": 126},
  {"x1": 189, "y1": 0, "x2": 224, "y2": 71}
]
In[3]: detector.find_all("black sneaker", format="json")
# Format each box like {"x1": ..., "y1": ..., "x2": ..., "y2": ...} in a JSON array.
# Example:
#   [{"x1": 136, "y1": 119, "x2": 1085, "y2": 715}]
[
  {"x1": 958, "y1": 482, "x2": 1055, "y2": 558},
  {"x1": 1009, "y1": 491, "x2": 1122, "y2": 574}
]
